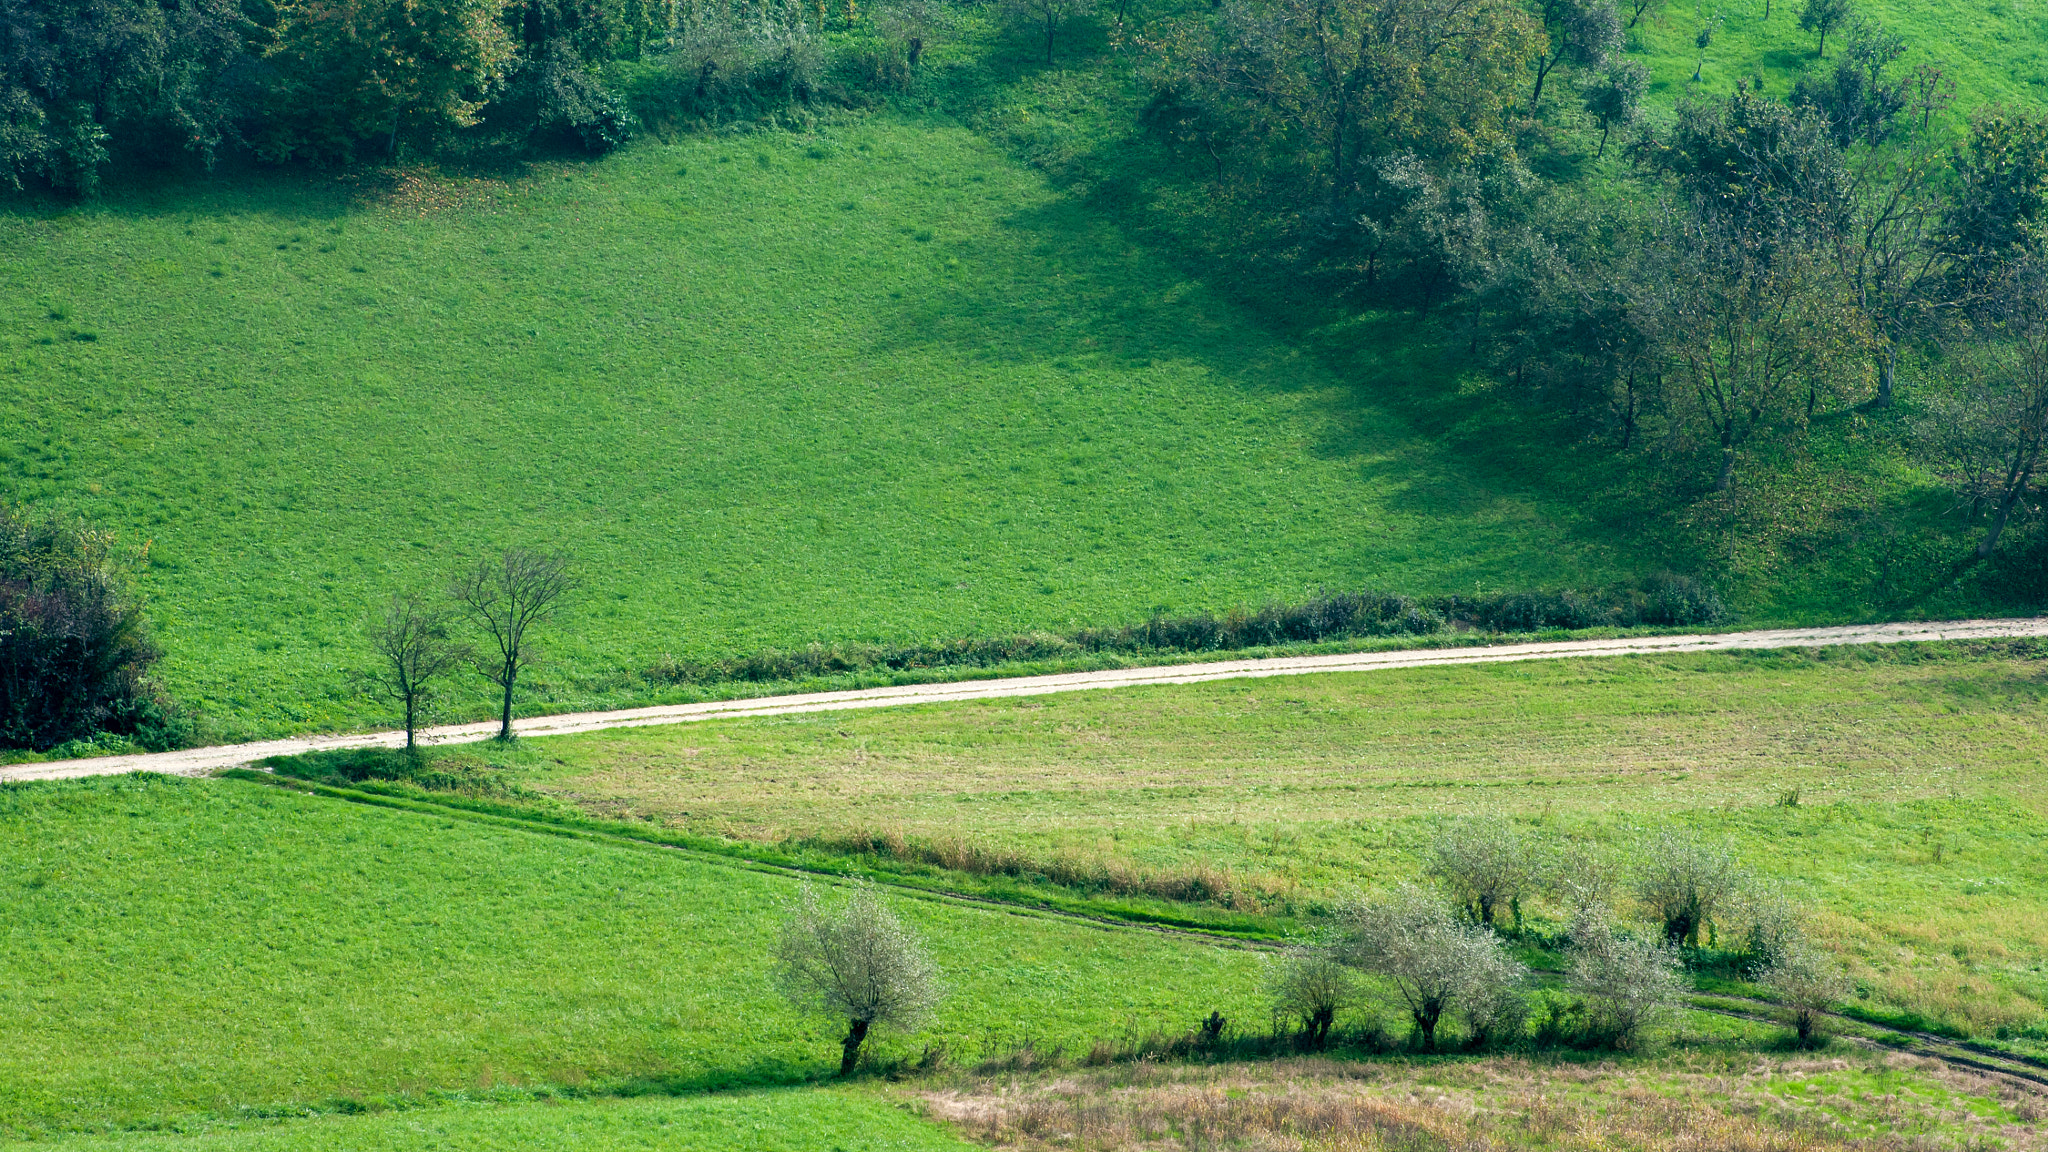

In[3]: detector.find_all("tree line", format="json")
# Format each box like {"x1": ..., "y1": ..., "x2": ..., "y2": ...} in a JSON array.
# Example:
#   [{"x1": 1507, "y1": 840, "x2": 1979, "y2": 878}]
[
  {"x1": 775, "y1": 821, "x2": 1853, "y2": 1076},
  {"x1": 0, "y1": 0, "x2": 948, "y2": 192}
]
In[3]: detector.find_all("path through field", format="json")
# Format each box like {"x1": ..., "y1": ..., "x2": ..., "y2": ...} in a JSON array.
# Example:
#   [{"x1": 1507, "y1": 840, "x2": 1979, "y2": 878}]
[{"x1": 8, "y1": 617, "x2": 2046, "y2": 783}]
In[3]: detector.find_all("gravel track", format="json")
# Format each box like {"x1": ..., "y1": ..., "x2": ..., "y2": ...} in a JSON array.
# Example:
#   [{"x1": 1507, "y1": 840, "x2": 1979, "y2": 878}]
[{"x1": 8, "y1": 615, "x2": 2046, "y2": 784}]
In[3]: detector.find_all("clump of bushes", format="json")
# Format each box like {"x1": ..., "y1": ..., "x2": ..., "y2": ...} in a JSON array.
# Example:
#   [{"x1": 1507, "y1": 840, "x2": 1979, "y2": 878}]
[
  {"x1": 0, "y1": 507, "x2": 189, "y2": 752},
  {"x1": 647, "y1": 575, "x2": 1727, "y2": 687}
]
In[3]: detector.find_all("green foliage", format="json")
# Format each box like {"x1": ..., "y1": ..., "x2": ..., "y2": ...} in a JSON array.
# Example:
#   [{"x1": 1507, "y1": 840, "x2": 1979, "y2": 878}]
[{"x1": 0, "y1": 506, "x2": 171, "y2": 750}]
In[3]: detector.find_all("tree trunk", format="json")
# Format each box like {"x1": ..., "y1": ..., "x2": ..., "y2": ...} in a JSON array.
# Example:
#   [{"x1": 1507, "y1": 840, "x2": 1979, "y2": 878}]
[
  {"x1": 1045, "y1": 16, "x2": 1055, "y2": 63},
  {"x1": 1716, "y1": 442, "x2": 1736, "y2": 492},
  {"x1": 1598, "y1": 124, "x2": 1611, "y2": 158},
  {"x1": 840, "y1": 1018, "x2": 871, "y2": 1075},
  {"x1": 405, "y1": 692, "x2": 417, "y2": 750},
  {"x1": 1529, "y1": 55, "x2": 1555, "y2": 114},
  {"x1": 1978, "y1": 487, "x2": 2025, "y2": 559},
  {"x1": 907, "y1": 36, "x2": 922, "y2": 67},
  {"x1": 1875, "y1": 345, "x2": 1896, "y2": 408},
  {"x1": 499, "y1": 660, "x2": 517, "y2": 740}
]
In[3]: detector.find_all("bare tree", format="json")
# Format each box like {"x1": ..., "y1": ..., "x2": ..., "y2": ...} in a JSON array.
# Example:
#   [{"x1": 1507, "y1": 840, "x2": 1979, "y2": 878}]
[
  {"x1": 1002, "y1": 0, "x2": 1092, "y2": 64},
  {"x1": 1566, "y1": 914, "x2": 1686, "y2": 1050},
  {"x1": 369, "y1": 593, "x2": 467, "y2": 751},
  {"x1": 774, "y1": 882, "x2": 941, "y2": 1075},
  {"x1": 1266, "y1": 944, "x2": 1353, "y2": 1049},
  {"x1": 450, "y1": 549, "x2": 574, "y2": 742},
  {"x1": 1634, "y1": 830, "x2": 1743, "y2": 947},
  {"x1": 1337, "y1": 886, "x2": 1527, "y2": 1050},
  {"x1": 1424, "y1": 817, "x2": 1536, "y2": 929},
  {"x1": 1756, "y1": 939, "x2": 1851, "y2": 1047}
]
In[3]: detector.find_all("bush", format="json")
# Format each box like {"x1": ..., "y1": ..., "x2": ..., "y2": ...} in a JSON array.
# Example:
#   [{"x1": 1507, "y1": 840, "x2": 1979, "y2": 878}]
[
  {"x1": 1757, "y1": 940, "x2": 1851, "y2": 1047},
  {"x1": 1337, "y1": 886, "x2": 1529, "y2": 1051},
  {"x1": 1266, "y1": 945, "x2": 1354, "y2": 1050},
  {"x1": 1425, "y1": 817, "x2": 1536, "y2": 929},
  {"x1": 774, "y1": 881, "x2": 942, "y2": 1075},
  {"x1": 1566, "y1": 916, "x2": 1687, "y2": 1051},
  {"x1": 0, "y1": 508, "x2": 172, "y2": 751},
  {"x1": 1635, "y1": 830, "x2": 1743, "y2": 947}
]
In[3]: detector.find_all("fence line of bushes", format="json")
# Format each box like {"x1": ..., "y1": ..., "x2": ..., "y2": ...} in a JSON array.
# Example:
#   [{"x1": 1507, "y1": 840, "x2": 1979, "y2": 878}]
[{"x1": 645, "y1": 575, "x2": 1727, "y2": 687}]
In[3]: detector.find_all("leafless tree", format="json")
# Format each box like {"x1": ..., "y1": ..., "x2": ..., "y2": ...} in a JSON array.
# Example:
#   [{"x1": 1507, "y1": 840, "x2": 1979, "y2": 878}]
[
  {"x1": 1566, "y1": 914, "x2": 1686, "y2": 1050},
  {"x1": 1425, "y1": 817, "x2": 1537, "y2": 929},
  {"x1": 1337, "y1": 886, "x2": 1527, "y2": 1050},
  {"x1": 1756, "y1": 939, "x2": 1851, "y2": 1046},
  {"x1": 774, "y1": 882, "x2": 941, "y2": 1075},
  {"x1": 1002, "y1": 0, "x2": 1092, "y2": 64},
  {"x1": 1266, "y1": 943, "x2": 1353, "y2": 1049},
  {"x1": 1634, "y1": 830, "x2": 1743, "y2": 947},
  {"x1": 450, "y1": 549, "x2": 574, "y2": 741},
  {"x1": 369, "y1": 593, "x2": 467, "y2": 751}
]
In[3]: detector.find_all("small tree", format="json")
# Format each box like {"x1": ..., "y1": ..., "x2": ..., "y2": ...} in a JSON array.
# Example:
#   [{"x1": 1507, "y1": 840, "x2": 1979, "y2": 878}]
[
  {"x1": 450, "y1": 549, "x2": 574, "y2": 742},
  {"x1": 1529, "y1": 0, "x2": 1623, "y2": 114},
  {"x1": 1567, "y1": 916, "x2": 1686, "y2": 1050},
  {"x1": 1339, "y1": 887, "x2": 1528, "y2": 1051},
  {"x1": 1585, "y1": 60, "x2": 1649, "y2": 158},
  {"x1": 1267, "y1": 944, "x2": 1353, "y2": 1050},
  {"x1": 369, "y1": 592, "x2": 467, "y2": 751},
  {"x1": 875, "y1": 0, "x2": 942, "y2": 68},
  {"x1": 1424, "y1": 818, "x2": 1536, "y2": 929},
  {"x1": 1002, "y1": 0, "x2": 1092, "y2": 64},
  {"x1": 1547, "y1": 840, "x2": 1620, "y2": 919},
  {"x1": 1798, "y1": 0, "x2": 1851, "y2": 58},
  {"x1": 774, "y1": 883, "x2": 941, "y2": 1075},
  {"x1": 1459, "y1": 942, "x2": 1530, "y2": 1050},
  {"x1": 1635, "y1": 831, "x2": 1743, "y2": 947},
  {"x1": 1756, "y1": 940, "x2": 1851, "y2": 1047}
]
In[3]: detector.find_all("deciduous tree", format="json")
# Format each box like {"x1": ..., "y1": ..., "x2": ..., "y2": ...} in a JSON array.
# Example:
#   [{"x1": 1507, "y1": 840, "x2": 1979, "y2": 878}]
[
  {"x1": 369, "y1": 592, "x2": 466, "y2": 751},
  {"x1": 774, "y1": 882, "x2": 941, "y2": 1075},
  {"x1": 449, "y1": 548, "x2": 573, "y2": 741}
]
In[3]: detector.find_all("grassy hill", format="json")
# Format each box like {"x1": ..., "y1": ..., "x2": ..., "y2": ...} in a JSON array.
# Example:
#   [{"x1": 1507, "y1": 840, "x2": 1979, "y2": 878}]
[
  {"x1": 0, "y1": 117, "x2": 1632, "y2": 743},
  {"x1": 7, "y1": 0, "x2": 2048, "y2": 743}
]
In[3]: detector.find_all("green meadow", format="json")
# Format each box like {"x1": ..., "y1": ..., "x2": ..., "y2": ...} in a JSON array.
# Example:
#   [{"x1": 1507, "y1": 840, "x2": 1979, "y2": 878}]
[
  {"x1": 0, "y1": 773, "x2": 1265, "y2": 1135},
  {"x1": 0, "y1": 117, "x2": 1627, "y2": 742},
  {"x1": 8, "y1": 0, "x2": 2047, "y2": 743},
  {"x1": 483, "y1": 643, "x2": 2048, "y2": 1035}
]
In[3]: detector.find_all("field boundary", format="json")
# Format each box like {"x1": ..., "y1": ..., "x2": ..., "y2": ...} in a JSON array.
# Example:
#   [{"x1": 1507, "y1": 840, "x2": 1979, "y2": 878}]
[{"x1": 8, "y1": 615, "x2": 2048, "y2": 783}]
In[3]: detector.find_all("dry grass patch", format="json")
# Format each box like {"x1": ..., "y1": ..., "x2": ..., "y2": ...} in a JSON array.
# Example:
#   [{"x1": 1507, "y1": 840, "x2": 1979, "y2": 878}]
[{"x1": 920, "y1": 1055, "x2": 2048, "y2": 1151}]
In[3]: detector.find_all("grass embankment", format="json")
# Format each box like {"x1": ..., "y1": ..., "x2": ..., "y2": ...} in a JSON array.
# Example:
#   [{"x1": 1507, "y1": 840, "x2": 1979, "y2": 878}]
[
  {"x1": 0, "y1": 114, "x2": 1631, "y2": 744},
  {"x1": 0, "y1": 773, "x2": 1267, "y2": 1135},
  {"x1": 458, "y1": 643, "x2": 2048, "y2": 1035}
]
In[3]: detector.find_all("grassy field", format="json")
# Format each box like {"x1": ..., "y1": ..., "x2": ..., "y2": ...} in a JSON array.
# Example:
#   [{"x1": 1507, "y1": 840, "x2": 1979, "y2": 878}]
[
  {"x1": 0, "y1": 114, "x2": 1631, "y2": 744},
  {"x1": 467, "y1": 642, "x2": 2048, "y2": 1034},
  {"x1": 7, "y1": 0, "x2": 2047, "y2": 744},
  {"x1": 0, "y1": 1091, "x2": 977, "y2": 1152},
  {"x1": 0, "y1": 773, "x2": 1271, "y2": 1135}
]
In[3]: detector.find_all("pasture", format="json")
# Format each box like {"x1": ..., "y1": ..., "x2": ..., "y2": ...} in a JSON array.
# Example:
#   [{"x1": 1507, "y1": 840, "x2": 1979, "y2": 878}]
[{"x1": 479, "y1": 643, "x2": 2048, "y2": 1036}]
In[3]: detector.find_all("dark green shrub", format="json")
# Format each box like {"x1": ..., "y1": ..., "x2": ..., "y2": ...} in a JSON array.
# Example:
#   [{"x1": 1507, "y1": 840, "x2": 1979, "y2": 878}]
[{"x1": 0, "y1": 507, "x2": 174, "y2": 751}]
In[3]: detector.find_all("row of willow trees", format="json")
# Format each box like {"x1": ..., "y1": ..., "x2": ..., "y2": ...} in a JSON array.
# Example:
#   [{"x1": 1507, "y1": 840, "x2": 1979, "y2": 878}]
[{"x1": 1133, "y1": 0, "x2": 2048, "y2": 566}]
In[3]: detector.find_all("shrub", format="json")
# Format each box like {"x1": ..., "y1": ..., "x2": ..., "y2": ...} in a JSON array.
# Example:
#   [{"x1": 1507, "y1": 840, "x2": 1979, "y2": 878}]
[
  {"x1": 1425, "y1": 817, "x2": 1536, "y2": 929},
  {"x1": 1757, "y1": 940, "x2": 1851, "y2": 1047},
  {"x1": 0, "y1": 508, "x2": 172, "y2": 751},
  {"x1": 1566, "y1": 916, "x2": 1686, "y2": 1051},
  {"x1": 774, "y1": 881, "x2": 941, "y2": 1075},
  {"x1": 1635, "y1": 830, "x2": 1743, "y2": 947},
  {"x1": 1545, "y1": 839, "x2": 1620, "y2": 919},
  {"x1": 1265, "y1": 944, "x2": 1354, "y2": 1050},
  {"x1": 1337, "y1": 886, "x2": 1529, "y2": 1051}
]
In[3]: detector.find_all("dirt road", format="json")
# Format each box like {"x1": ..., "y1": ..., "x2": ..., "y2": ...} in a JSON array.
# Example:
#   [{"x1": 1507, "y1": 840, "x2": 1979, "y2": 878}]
[{"x1": 8, "y1": 616, "x2": 2045, "y2": 784}]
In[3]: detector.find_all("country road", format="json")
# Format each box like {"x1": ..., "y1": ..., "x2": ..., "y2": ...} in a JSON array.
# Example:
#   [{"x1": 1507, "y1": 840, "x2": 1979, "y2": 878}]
[{"x1": 7, "y1": 616, "x2": 2046, "y2": 784}]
